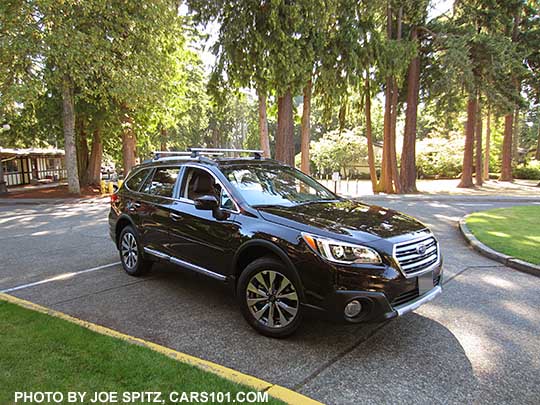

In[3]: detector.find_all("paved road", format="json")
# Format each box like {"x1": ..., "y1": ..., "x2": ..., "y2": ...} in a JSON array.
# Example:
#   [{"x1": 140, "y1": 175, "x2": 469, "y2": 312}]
[{"x1": 1, "y1": 197, "x2": 539, "y2": 404}]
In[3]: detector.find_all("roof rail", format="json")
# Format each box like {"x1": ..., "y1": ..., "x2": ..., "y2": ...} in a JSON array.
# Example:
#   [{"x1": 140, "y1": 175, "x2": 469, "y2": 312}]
[
  {"x1": 152, "y1": 151, "x2": 224, "y2": 161},
  {"x1": 188, "y1": 148, "x2": 264, "y2": 160}
]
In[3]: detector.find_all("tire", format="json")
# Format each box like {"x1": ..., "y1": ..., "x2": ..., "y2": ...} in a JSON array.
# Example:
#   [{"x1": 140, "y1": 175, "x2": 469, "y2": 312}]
[
  {"x1": 237, "y1": 256, "x2": 303, "y2": 338},
  {"x1": 118, "y1": 225, "x2": 152, "y2": 276}
]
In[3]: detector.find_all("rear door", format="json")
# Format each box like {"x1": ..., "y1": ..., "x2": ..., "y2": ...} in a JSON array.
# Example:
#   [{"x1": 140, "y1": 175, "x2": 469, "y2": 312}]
[
  {"x1": 137, "y1": 166, "x2": 182, "y2": 252},
  {"x1": 121, "y1": 167, "x2": 154, "y2": 230}
]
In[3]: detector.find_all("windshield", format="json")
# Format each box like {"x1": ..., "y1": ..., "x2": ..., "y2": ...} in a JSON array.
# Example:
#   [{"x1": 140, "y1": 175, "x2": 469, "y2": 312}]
[{"x1": 222, "y1": 165, "x2": 338, "y2": 207}]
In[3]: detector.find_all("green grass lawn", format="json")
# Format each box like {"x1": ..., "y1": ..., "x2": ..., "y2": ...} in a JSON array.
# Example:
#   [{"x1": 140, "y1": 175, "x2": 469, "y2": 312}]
[
  {"x1": 466, "y1": 205, "x2": 540, "y2": 265},
  {"x1": 0, "y1": 300, "x2": 284, "y2": 405}
]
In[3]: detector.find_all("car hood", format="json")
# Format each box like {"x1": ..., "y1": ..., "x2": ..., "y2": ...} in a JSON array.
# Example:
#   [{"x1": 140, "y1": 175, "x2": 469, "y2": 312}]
[{"x1": 257, "y1": 200, "x2": 427, "y2": 242}]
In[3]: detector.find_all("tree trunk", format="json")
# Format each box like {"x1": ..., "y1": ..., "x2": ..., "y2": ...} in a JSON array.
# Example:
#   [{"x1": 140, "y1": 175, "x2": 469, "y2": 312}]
[
  {"x1": 0, "y1": 152, "x2": 7, "y2": 194},
  {"x1": 381, "y1": 76, "x2": 394, "y2": 193},
  {"x1": 390, "y1": 6, "x2": 403, "y2": 194},
  {"x1": 338, "y1": 103, "x2": 347, "y2": 133},
  {"x1": 258, "y1": 92, "x2": 271, "y2": 158},
  {"x1": 458, "y1": 96, "x2": 476, "y2": 188},
  {"x1": 535, "y1": 111, "x2": 540, "y2": 161},
  {"x1": 76, "y1": 118, "x2": 89, "y2": 185},
  {"x1": 300, "y1": 80, "x2": 312, "y2": 174},
  {"x1": 276, "y1": 89, "x2": 294, "y2": 165},
  {"x1": 400, "y1": 27, "x2": 420, "y2": 194},
  {"x1": 86, "y1": 126, "x2": 103, "y2": 186},
  {"x1": 121, "y1": 108, "x2": 137, "y2": 175},
  {"x1": 381, "y1": 4, "x2": 394, "y2": 193},
  {"x1": 475, "y1": 100, "x2": 483, "y2": 186},
  {"x1": 160, "y1": 128, "x2": 168, "y2": 151},
  {"x1": 389, "y1": 77, "x2": 401, "y2": 194},
  {"x1": 500, "y1": 10, "x2": 521, "y2": 181},
  {"x1": 500, "y1": 113, "x2": 514, "y2": 181},
  {"x1": 512, "y1": 109, "x2": 520, "y2": 161},
  {"x1": 364, "y1": 78, "x2": 378, "y2": 193},
  {"x1": 483, "y1": 106, "x2": 491, "y2": 179},
  {"x1": 211, "y1": 128, "x2": 219, "y2": 148},
  {"x1": 61, "y1": 76, "x2": 80, "y2": 195}
]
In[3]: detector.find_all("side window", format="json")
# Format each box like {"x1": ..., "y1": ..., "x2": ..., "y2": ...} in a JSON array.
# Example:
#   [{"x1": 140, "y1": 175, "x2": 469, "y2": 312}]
[
  {"x1": 125, "y1": 168, "x2": 151, "y2": 192},
  {"x1": 140, "y1": 167, "x2": 180, "y2": 198},
  {"x1": 180, "y1": 167, "x2": 235, "y2": 210}
]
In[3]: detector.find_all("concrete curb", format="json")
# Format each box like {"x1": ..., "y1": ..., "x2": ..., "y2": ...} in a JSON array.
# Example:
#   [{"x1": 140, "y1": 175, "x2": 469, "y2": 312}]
[
  {"x1": 458, "y1": 215, "x2": 540, "y2": 278},
  {"x1": 0, "y1": 293, "x2": 322, "y2": 405}
]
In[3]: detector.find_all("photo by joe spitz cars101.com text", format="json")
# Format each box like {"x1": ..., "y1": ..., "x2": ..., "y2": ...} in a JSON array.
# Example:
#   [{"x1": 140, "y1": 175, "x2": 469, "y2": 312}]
[{"x1": 109, "y1": 148, "x2": 442, "y2": 338}]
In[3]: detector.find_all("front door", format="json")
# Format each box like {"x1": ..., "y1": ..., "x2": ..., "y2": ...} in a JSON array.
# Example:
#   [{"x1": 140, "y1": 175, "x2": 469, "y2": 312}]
[{"x1": 167, "y1": 167, "x2": 241, "y2": 276}]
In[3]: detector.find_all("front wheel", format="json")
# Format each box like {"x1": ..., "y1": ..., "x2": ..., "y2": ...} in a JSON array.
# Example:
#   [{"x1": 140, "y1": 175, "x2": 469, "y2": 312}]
[
  {"x1": 118, "y1": 225, "x2": 152, "y2": 276},
  {"x1": 238, "y1": 257, "x2": 303, "y2": 338}
]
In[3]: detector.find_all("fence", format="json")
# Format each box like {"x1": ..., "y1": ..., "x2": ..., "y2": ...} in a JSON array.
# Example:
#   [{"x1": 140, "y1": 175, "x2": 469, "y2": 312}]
[{"x1": 315, "y1": 178, "x2": 373, "y2": 197}]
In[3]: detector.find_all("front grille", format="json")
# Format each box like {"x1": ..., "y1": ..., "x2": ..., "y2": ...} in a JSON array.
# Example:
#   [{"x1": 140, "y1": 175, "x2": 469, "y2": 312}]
[
  {"x1": 392, "y1": 288, "x2": 419, "y2": 307},
  {"x1": 394, "y1": 235, "x2": 439, "y2": 277}
]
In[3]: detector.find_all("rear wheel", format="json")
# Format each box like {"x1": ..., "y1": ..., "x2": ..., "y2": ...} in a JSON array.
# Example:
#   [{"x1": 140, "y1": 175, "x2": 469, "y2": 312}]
[
  {"x1": 238, "y1": 257, "x2": 303, "y2": 338},
  {"x1": 119, "y1": 225, "x2": 152, "y2": 276}
]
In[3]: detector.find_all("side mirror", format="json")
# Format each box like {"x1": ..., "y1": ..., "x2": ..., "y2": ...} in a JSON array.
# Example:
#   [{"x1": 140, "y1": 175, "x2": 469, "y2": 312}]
[{"x1": 194, "y1": 195, "x2": 219, "y2": 211}]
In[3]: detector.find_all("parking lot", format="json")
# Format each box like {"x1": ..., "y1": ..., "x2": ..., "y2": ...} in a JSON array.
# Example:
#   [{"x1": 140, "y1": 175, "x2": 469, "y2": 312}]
[{"x1": 1, "y1": 197, "x2": 539, "y2": 404}]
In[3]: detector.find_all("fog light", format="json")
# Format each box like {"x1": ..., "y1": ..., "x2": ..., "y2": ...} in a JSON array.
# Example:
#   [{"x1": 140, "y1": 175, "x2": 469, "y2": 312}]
[{"x1": 344, "y1": 300, "x2": 362, "y2": 318}]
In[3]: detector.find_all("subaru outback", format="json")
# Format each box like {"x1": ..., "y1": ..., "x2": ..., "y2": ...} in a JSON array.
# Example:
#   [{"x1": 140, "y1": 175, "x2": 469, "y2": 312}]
[{"x1": 109, "y1": 148, "x2": 442, "y2": 338}]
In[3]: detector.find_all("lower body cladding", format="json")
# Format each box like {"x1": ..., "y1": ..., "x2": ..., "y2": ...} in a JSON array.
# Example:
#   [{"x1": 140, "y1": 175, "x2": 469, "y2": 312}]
[{"x1": 313, "y1": 263, "x2": 443, "y2": 324}]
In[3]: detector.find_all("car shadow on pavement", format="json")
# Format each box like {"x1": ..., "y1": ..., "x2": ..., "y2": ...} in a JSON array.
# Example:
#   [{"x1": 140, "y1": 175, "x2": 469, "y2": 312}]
[
  {"x1": 297, "y1": 312, "x2": 478, "y2": 404},
  {"x1": 47, "y1": 262, "x2": 478, "y2": 396}
]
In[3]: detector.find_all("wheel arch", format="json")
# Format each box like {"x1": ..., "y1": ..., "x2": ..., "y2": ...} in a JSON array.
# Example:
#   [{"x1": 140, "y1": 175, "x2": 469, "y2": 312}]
[
  {"x1": 232, "y1": 239, "x2": 305, "y2": 299},
  {"x1": 115, "y1": 214, "x2": 137, "y2": 247}
]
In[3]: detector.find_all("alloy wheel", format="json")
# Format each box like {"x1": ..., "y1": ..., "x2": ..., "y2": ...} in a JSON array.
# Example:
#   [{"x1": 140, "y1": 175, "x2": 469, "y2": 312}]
[
  {"x1": 121, "y1": 232, "x2": 138, "y2": 269},
  {"x1": 246, "y1": 270, "x2": 299, "y2": 328}
]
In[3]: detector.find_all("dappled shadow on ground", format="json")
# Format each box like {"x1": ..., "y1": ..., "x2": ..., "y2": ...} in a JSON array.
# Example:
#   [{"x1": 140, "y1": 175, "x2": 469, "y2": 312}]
[
  {"x1": 0, "y1": 204, "x2": 116, "y2": 289},
  {"x1": 0, "y1": 184, "x2": 103, "y2": 199}
]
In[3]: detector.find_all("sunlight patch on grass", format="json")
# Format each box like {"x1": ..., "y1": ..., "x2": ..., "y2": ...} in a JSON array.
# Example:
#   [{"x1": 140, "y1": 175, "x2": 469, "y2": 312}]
[
  {"x1": 487, "y1": 231, "x2": 510, "y2": 238},
  {"x1": 466, "y1": 206, "x2": 540, "y2": 265}
]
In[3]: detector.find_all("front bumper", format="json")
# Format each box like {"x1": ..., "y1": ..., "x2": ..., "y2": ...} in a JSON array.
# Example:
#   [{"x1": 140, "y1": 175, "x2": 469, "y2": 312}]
[
  {"x1": 319, "y1": 263, "x2": 443, "y2": 323},
  {"x1": 393, "y1": 285, "x2": 442, "y2": 317}
]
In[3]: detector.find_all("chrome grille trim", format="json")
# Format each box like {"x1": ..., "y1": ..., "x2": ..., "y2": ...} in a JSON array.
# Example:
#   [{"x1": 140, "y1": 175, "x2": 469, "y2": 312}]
[{"x1": 393, "y1": 234, "x2": 440, "y2": 278}]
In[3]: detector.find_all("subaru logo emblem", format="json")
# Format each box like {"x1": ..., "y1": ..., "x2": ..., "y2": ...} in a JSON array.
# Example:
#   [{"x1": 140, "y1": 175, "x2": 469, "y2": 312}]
[{"x1": 416, "y1": 244, "x2": 426, "y2": 255}]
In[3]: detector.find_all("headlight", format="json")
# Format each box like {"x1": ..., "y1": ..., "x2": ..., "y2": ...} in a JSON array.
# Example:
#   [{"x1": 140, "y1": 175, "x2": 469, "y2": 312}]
[{"x1": 301, "y1": 233, "x2": 382, "y2": 264}]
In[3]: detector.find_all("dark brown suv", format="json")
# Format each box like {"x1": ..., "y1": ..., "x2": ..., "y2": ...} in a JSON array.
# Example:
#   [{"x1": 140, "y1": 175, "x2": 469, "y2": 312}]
[{"x1": 109, "y1": 149, "x2": 442, "y2": 338}]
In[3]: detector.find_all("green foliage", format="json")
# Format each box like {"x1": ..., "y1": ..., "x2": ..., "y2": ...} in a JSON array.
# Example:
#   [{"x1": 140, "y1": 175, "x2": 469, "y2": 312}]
[
  {"x1": 310, "y1": 128, "x2": 377, "y2": 175},
  {"x1": 416, "y1": 135, "x2": 464, "y2": 178},
  {"x1": 514, "y1": 160, "x2": 540, "y2": 180}
]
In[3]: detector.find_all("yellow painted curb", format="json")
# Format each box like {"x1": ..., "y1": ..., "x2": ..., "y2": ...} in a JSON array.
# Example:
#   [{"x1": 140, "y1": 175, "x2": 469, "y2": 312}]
[{"x1": 0, "y1": 293, "x2": 323, "y2": 405}]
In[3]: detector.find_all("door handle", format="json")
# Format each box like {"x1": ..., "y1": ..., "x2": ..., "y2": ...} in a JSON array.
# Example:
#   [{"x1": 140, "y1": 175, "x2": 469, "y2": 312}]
[
  {"x1": 170, "y1": 212, "x2": 182, "y2": 221},
  {"x1": 128, "y1": 201, "x2": 141, "y2": 211}
]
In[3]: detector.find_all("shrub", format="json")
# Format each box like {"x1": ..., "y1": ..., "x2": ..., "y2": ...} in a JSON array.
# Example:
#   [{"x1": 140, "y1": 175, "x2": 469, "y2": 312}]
[
  {"x1": 514, "y1": 160, "x2": 540, "y2": 180},
  {"x1": 309, "y1": 128, "x2": 380, "y2": 176},
  {"x1": 416, "y1": 136, "x2": 464, "y2": 178}
]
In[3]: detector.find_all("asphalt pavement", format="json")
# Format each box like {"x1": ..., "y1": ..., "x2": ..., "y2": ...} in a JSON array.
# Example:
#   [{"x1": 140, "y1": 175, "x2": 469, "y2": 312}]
[{"x1": 1, "y1": 196, "x2": 539, "y2": 404}]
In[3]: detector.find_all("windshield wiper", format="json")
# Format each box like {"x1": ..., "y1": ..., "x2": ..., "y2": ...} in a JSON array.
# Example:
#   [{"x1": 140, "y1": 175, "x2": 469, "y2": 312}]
[
  {"x1": 252, "y1": 203, "x2": 290, "y2": 208},
  {"x1": 295, "y1": 199, "x2": 340, "y2": 206}
]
